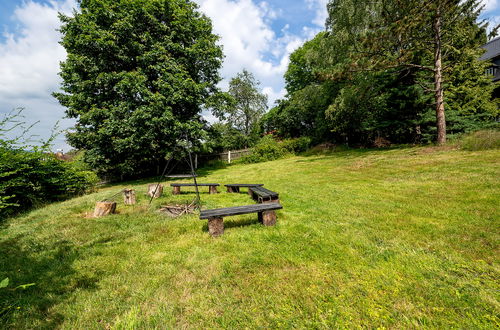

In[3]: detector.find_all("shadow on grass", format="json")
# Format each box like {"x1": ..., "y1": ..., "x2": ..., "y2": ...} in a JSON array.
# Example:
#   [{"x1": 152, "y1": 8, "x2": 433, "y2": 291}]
[
  {"x1": 201, "y1": 215, "x2": 261, "y2": 232},
  {"x1": 0, "y1": 237, "x2": 99, "y2": 328}
]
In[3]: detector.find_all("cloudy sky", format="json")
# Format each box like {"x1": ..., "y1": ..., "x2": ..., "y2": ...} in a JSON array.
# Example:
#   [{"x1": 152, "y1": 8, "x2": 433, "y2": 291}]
[{"x1": 0, "y1": 0, "x2": 499, "y2": 151}]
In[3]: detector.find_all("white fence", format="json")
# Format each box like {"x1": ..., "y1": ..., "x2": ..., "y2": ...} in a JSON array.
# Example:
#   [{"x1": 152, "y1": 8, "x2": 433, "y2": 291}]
[{"x1": 218, "y1": 148, "x2": 251, "y2": 163}]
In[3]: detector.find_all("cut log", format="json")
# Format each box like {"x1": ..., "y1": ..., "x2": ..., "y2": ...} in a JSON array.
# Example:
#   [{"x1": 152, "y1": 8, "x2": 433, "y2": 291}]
[
  {"x1": 261, "y1": 210, "x2": 276, "y2": 226},
  {"x1": 123, "y1": 189, "x2": 136, "y2": 205},
  {"x1": 208, "y1": 217, "x2": 224, "y2": 237},
  {"x1": 172, "y1": 186, "x2": 181, "y2": 195},
  {"x1": 93, "y1": 201, "x2": 116, "y2": 217},
  {"x1": 148, "y1": 184, "x2": 163, "y2": 198}
]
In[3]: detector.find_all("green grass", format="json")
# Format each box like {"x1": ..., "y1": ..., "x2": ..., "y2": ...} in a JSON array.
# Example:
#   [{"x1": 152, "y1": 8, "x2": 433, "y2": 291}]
[{"x1": 1, "y1": 146, "x2": 499, "y2": 328}]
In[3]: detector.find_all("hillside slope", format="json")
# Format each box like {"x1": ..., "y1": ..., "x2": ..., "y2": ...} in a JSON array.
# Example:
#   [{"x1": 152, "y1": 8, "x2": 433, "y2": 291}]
[{"x1": 1, "y1": 147, "x2": 499, "y2": 328}]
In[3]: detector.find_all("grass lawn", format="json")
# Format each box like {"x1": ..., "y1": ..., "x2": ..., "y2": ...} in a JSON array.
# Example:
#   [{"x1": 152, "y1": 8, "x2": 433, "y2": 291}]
[{"x1": 1, "y1": 146, "x2": 499, "y2": 328}]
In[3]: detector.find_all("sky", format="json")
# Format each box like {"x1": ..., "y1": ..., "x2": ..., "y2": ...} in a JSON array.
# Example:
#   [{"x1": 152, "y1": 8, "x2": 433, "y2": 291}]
[{"x1": 0, "y1": 0, "x2": 499, "y2": 151}]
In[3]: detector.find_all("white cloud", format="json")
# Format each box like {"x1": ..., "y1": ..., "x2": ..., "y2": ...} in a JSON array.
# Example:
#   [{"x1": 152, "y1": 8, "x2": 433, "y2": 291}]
[
  {"x1": 195, "y1": 0, "x2": 307, "y2": 107},
  {"x1": 306, "y1": 0, "x2": 328, "y2": 27},
  {"x1": 482, "y1": 0, "x2": 500, "y2": 13},
  {"x1": 0, "y1": 0, "x2": 77, "y2": 150}
]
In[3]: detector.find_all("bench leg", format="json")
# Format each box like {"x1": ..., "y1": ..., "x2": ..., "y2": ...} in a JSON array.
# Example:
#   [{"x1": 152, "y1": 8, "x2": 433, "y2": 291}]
[
  {"x1": 208, "y1": 217, "x2": 224, "y2": 237},
  {"x1": 227, "y1": 186, "x2": 234, "y2": 193},
  {"x1": 172, "y1": 186, "x2": 181, "y2": 195},
  {"x1": 209, "y1": 186, "x2": 218, "y2": 194},
  {"x1": 248, "y1": 189, "x2": 253, "y2": 196},
  {"x1": 263, "y1": 198, "x2": 279, "y2": 204},
  {"x1": 234, "y1": 187, "x2": 240, "y2": 193},
  {"x1": 260, "y1": 210, "x2": 277, "y2": 226}
]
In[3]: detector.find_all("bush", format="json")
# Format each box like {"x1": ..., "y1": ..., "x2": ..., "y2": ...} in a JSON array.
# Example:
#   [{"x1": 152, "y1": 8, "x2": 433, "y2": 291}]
[
  {"x1": 0, "y1": 109, "x2": 98, "y2": 219},
  {"x1": 281, "y1": 137, "x2": 312, "y2": 153},
  {"x1": 460, "y1": 130, "x2": 500, "y2": 151},
  {"x1": 0, "y1": 147, "x2": 98, "y2": 218},
  {"x1": 240, "y1": 135, "x2": 288, "y2": 163}
]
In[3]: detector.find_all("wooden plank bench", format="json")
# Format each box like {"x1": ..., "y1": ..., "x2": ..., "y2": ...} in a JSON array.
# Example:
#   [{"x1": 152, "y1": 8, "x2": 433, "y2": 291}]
[
  {"x1": 249, "y1": 186, "x2": 279, "y2": 203},
  {"x1": 166, "y1": 174, "x2": 197, "y2": 178},
  {"x1": 200, "y1": 203, "x2": 283, "y2": 237},
  {"x1": 170, "y1": 183, "x2": 220, "y2": 195},
  {"x1": 225, "y1": 183, "x2": 264, "y2": 193}
]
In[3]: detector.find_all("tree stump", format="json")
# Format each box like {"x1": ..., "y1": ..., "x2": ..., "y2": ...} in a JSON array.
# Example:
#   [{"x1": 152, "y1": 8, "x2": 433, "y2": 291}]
[
  {"x1": 209, "y1": 185, "x2": 218, "y2": 194},
  {"x1": 93, "y1": 201, "x2": 116, "y2": 217},
  {"x1": 261, "y1": 210, "x2": 276, "y2": 226},
  {"x1": 148, "y1": 184, "x2": 163, "y2": 198},
  {"x1": 172, "y1": 186, "x2": 181, "y2": 195},
  {"x1": 208, "y1": 217, "x2": 224, "y2": 237},
  {"x1": 123, "y1": 189, "x2": 136, "y2": 205}
]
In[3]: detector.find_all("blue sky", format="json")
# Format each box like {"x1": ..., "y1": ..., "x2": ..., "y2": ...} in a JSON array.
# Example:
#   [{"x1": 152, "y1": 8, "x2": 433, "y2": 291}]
[{"x1": 0, "y1": 0, "x2": 499, "y2": 151}]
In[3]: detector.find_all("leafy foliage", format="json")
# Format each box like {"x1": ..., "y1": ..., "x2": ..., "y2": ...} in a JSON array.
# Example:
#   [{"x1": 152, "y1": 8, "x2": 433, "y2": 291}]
[
  {"x1": 0, "y1": 110, "x2": 97, "y2": 219},
  {"x1": 54, "y1": 0, "x2": 224, "y2": 178},
  {"x1": 239, "y1": 135, "x2": 288, "y2": 163},
  {"x1": 266, "y1": 0, "x2": 498, "y2": 146},
  {"x1": 212, "y1": 69, "x2": 268, "y2": 146}
]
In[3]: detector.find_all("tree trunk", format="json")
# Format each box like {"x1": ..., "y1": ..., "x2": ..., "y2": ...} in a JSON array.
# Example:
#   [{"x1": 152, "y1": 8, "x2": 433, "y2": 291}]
[
  {"x1": 148, "y1": 184, "x2": 163, "y2": 198},
  {"x1": 433, "y1": 4, "x2": 446, "y2": 145},
  {"x1": 123, "y1": 189, "x2": 136, "y2": 205},
  {"x1": 93, "y1": 201, "x2": 116, "y2": 217}
]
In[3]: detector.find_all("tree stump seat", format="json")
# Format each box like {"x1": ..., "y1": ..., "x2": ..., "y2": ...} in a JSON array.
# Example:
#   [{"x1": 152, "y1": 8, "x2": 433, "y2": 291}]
[
  {"x1": 225, "y1": 183, "x2": 264, "y2": 193},
  {"x1": 170, "y1": 183, "x2": 220, "y2": 195},
  {"x1": 249, "y1": 186, "x2": 279, "y2": 203},
  {"x1": 199, "y1": 203, "x2": 283, "y2": 237}
]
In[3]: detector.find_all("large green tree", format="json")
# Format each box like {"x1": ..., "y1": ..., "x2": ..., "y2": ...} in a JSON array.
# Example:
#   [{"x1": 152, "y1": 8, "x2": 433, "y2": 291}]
[
  {"x1": 225, "y1": 69, "x2": 268, "y2": 138},
  {"x1": 54, "y1": 0, "x2": 224, "y2": 177},
  {"x1": 321, "y1": 0, "x2": 497, "y2": 144}
]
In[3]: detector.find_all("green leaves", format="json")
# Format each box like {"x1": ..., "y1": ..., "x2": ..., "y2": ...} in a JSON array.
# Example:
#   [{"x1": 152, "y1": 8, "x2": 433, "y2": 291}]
[
  {"x1": 0, "y1": 277, "x2": 8, "y2": 289},
  {"x1": 55, "y1": 0, "x2": 223, "y2": 178}
]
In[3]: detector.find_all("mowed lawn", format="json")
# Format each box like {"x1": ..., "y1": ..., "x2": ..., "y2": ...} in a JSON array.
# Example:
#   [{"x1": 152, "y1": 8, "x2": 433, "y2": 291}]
[{"x1": 1, "y1": 146, "x2": 499, "y2": 328}]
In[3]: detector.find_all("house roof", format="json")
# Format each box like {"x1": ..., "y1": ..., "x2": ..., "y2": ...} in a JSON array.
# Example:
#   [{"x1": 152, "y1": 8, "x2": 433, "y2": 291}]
[{"x1": 480, "y1": 37, "x2": 500, "y2": 61}]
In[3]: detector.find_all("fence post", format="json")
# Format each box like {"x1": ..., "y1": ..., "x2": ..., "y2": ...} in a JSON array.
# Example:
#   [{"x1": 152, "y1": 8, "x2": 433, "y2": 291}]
[{"x1": 228, "y1": 150, "x2": 231, "y2": 164}]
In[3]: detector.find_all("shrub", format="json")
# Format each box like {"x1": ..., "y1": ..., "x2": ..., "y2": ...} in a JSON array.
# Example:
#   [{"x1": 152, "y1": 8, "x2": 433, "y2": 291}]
[
  {"x1": 0, "y1": 109, "x2": 98, "y2": 219},
  {"x1": 240, "y1": 135, "x2": 288, "y2": 163},
  {"x1": 0, "y1": 147, "x2": 98, "y2": 218},
  {"x1": 460, "y1": 130, "x2": 500, "y2": 151},
  {"x1": 281, "y1": 137, "x2": 312, "y2": 153}
]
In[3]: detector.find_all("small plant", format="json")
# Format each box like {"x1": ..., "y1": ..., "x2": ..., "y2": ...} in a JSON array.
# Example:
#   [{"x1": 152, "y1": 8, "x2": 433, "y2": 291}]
[
  {"x1": 460, "y1": 130, "x2": 500, "y2": 151},
  {"x1": 240, "y1": 135, "x2": 288, "y2": 163},
  {"x1": 281, "y1": 137, "x2": 312, "y2": 153}
]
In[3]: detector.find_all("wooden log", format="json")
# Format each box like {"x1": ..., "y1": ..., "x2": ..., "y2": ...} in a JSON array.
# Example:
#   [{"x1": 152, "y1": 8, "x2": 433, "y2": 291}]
[
  {"x1": 148, "y1": 184, "x2": 163, "y2": 198},
  {"x1": 227, "y1": 186, "x2": 234, "y2": 193},
  {"x1": 172, "y1": 186, "x2": 181, "y2": 195},
  {"x1": 209, "y1": 185, "x2": 218, "y2": 194},
  {"x1": 123, "y1": 189, "x2": 136, "y2": 205},
  {"x1": 261, "y1": 210, "x2": 277, "y2": 226},
  {"x1": 93, "y1": 201, "x2": 116, "y2": 217},
  {"x1": 208, "y1": 217, "x2": 224, "y2": 237}
]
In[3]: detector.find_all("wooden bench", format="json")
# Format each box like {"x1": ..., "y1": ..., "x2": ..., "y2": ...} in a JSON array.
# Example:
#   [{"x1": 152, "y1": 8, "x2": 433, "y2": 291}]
[
  {"x1": 249, "y1": 186, "x2": 279, "y2": 203},
  {"x1": 171, "y1": 183, "x2": 220, "y2": 195},
  {"x1": 200, "y1": 203, "x2": 283, "y2": 237},
  {"x1": 225, "y1": 183, "x2": 264, "y2": 193},
  {"x1": 166, "y1": 174, "x2": 197, "y2": 178}
]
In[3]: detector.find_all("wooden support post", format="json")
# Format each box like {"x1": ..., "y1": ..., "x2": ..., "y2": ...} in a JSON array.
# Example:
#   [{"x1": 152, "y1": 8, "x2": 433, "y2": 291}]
[
  {"x1": 123, "y1": 189, "x2": 136, "y2": 205},
  {"x1": 172, "y1": 186, "x2": 181, "y2": 195},
  {"x1": 93, "y1": 201, "x2": 116, "y2": 217},
  {"x1": 227, "y1": 186, "x2": 234, "y2": 193},
  {"x1": 208, "y1": 217, "x2": 224, "y2": 237},
  {"x1": 248, "y1": 189, "x2": 254, "y2": 197},
  {"x1": 148, "y1": 184, "x2": 163, "y2": 198},
  {"x1": 261, "y1": 210, "x2": 277, "y2": 226},
  {"x1": 209, "y1": 185, "x2": 218, "y2": 194}
]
